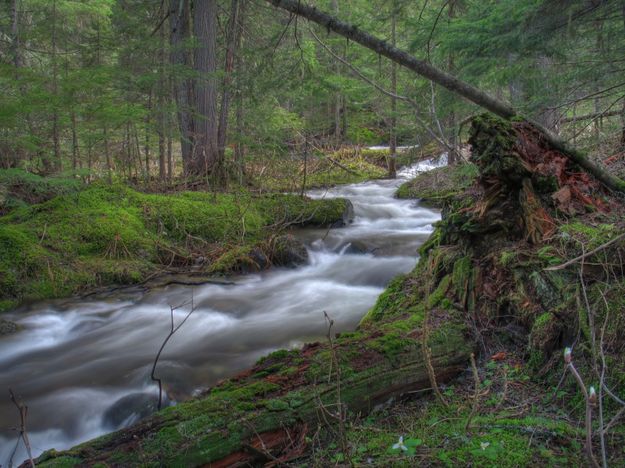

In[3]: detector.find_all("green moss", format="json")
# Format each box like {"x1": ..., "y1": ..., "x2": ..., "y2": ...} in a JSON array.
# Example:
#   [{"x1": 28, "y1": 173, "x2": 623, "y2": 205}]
[
  {"x1": 451, "y1": 256, "x2": 472, "y2": 300},
  {"x1": 499, "y1": 250, "x2": 516, "y2": 267},
  {"x1": 0, "y1": 168, "x2": 82, "y2": 214},
  {"x1": 427, "y1": 274, "x2": 451, "y2": 308},
  {"x1": 396, "y1": 163, "x2": 478, "y2": 206},
  {"x1": 260, "y1": 150, "x2": 386, "y2": 192},
  {"x1": 360, "y1": 273, "x2": 408, "y2": 324},
  {"x1": 419, "y1": 226, "x2": 442, "y2": 258},
  {"x1": 536, "y1": 246, "x2": 563, "y2": 266},
  {"x1": 368, "y1": 331, "x2": 416, "y2": 357},
  {"x1": 0, "y1": 186, "x2": 349, "y2": 310},
  {"x1": 529, "y1": 312, "x2": 561, "y2": 354},
  {"x1": 33, "y1": 456, "x2": 83, "y2": 468}
]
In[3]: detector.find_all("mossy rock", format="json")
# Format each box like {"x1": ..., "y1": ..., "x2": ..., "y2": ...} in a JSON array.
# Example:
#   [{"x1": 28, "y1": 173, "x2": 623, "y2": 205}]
[{"x1": 0, "y1": 318, "x2": 20, "y2": 336}]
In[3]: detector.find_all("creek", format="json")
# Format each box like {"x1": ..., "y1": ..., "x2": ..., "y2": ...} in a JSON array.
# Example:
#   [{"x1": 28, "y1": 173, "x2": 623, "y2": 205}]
[{"x1": 0, "y1": 157, "x2": 444, "y2": 462}]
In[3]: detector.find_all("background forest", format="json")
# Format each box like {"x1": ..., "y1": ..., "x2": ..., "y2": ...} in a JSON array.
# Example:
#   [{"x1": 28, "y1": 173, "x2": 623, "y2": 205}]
[{"x1": 1, "y1": 0, "x2": 624, "y2": 184}]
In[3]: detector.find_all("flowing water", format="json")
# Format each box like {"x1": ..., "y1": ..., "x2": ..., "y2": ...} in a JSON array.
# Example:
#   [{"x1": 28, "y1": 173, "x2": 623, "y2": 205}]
[{"x1": 0, "y1": 158, "x2": 444, "y2": 462}]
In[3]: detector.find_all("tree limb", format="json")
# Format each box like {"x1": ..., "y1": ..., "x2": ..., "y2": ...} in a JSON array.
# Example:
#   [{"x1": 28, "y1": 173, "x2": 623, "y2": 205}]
[{"x1": 266, "y1": 0, "x2": 625, "y2": 193}]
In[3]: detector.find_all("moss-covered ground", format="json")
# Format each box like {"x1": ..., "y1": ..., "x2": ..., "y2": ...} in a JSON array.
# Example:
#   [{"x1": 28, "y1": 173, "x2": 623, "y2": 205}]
[
  {"x1": 300, "y1": 357, "x2": 593, "y2": 467},
  {"x1": 248, "y1": 144, "x2": 438, "y2": 192},
  {"x1": 396, "y1": 162, "x2": 478, "y2": 206},
  {"x1": 0, "y1": 178, "x2": 351, "y2": 312}
]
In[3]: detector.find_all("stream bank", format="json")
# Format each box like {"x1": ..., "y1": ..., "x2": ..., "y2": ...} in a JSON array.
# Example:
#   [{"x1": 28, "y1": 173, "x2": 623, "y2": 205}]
[
  {"x1": 0, "y1": 185, "x2": 353, "y2": 314},
  {"x1": 1, "y1": 158, "x2": 444, "y2": 464}
]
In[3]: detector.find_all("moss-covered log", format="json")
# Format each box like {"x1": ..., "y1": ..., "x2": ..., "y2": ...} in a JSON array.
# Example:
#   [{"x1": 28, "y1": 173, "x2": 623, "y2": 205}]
[{"x1": 35, "y1": 289, "x2": 473, "y2": 466}]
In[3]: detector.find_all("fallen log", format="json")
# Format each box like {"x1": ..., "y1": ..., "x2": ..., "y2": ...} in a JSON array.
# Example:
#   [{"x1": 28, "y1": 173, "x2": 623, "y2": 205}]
[
  {"x1": 265, "y1": 0, "x2": 625, "y2": 194},
  {"x1": 34, "y1": 303, "x2": 472, "y2": 466}
]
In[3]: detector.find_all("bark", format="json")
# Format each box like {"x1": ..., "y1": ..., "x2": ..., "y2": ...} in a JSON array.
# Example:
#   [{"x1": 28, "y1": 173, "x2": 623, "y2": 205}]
[
  {"x1": 103, "y1": 123, "x2": 112, "y2": 184},
  {"x1": 217, "y1": 0, "x2": 242, "y2": 163},
  {"x1": 145, "y1": 92, "x2": 152, "y2": 181},
  {"x1": 192, "y1": 0, "x2": 220, "y2": 176},
  {"x1": 34, "y1": 317, "x2": 472, "y2": 466},
  {"x1": 50, "y1": 0, "x2": 61, "y2": 174},
  {"x1": 10, "y1": 0, "x2": 21, "y2": 69},
  {"x1": 9, "y1": 0, "x2": 23, "y2": 168},
  {"x1": 158, "y1": 24, "x2": 167, "y2": 181},
  {"x1": 621, "y1": 4, "x2": 625, "y2": 151},
  {"x1": 388, "y1": 0, "x2": 397, "y2": 178},
  {"x1": 233, "y1": 0, "x2": 246, "y2": 183},
  {"x1": 331, "y1": 0, "x2": 343, "y2": 145},
  {"x1": 621, "y1": 99, "x2": 625, "y2": 152},
  {"x1": 169, "y1": 0, "x2": 195, "y2": 171},
  {"x1": 265, "y1": 0, "x2": 625, "y2": 194},
  {"x1": 234, "y1": 82, "x2": 245, "y2": 183},
  {"x1": 447, "y1": 0, "x2": 459, "y2": 165},
  {"x1": 71, "y1": 112, "x2": 79, "y2": 171}
]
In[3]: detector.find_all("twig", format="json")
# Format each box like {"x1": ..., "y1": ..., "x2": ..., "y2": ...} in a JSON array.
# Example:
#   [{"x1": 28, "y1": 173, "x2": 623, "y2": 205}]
[
  {"x1": 602, "y1": 407, "x2": 625, "y2": 436},
  {"x1": 465, "y1": 353, "x2": 481, "y2": 430},
  {"x1": 326, "y1": 156, "x2": 359, "y2": 175},
  {"x1": 322, "y1": 311, "x2": 352, "y2": 466},
  {"x1": 8, "y1": 389, "x2": 35, "y2": 468},
  {"x1": 151, "y1": 294, "x2": 197, "y2": 410},
  {"x1": 563, "y1": 349, "x2": 600, "y2": 468},
  {"x1": 308, "y1": 26, "x2": 453, "y2": 152},
  {"x1": 545, "y1": 232, "x2": 625, "y2": 271}
]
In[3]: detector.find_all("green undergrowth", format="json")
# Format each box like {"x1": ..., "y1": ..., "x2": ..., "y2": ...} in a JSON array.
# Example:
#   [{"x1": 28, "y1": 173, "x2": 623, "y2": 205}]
[
  {"x1": 396, "y1": 162, "x2": 478, "y2": 206},
  {"x1": 303, "y1": 358, "x2": 590, "y2": 467},
  {"x1": 257, "y1": 152, "x2": 386, "y2": 192},
  {"x1": 0, "y1": 184, "x2": 350, "y2": 311},
  {"x1": 0, "y1": 168, "x2": 82, "y2": 215}
]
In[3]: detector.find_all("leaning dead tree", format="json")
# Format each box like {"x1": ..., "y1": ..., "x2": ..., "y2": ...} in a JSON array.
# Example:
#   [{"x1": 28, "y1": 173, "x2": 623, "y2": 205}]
[{"x1": 265, "y1": 0, "x2": 625, "y2": 194}]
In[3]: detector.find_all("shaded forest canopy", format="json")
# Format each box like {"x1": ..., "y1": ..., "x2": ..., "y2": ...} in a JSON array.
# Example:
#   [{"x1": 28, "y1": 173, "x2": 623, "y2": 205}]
[
  {"x1": 1, "y1": 0, "x2": 624, "y2": 182},
  {"x1": 1, "y1": 0, "x2": 625, "y2": 467}
]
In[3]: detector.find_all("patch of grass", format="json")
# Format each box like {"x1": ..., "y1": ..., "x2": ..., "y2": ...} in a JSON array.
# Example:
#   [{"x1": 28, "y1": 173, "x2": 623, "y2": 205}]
[
  {"x1": 396, "y1": 162, "x2": 478, "y2": 206},
  {"x1": 0, "y1": 168, "x2": 82, "y2": 214}
]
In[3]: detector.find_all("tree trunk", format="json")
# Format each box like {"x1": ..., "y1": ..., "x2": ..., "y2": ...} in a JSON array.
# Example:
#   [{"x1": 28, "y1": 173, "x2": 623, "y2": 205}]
[
  {"x1": 234, "y1": 72, "x2": 245, "y2": 183},
  {"x1": 126, "y1": 122, "x2": 134, "y2": 179},
  {"x1": 158, "y1": 24, "x2": 167, "y2": 181},
  {"x1": 447, "y1": 0, "x2": 459, "y2": 165},
  {"x1": 264, "y1": 0, "x2": 625, "y2": 194},
  {"x1": 169, "y1": 0, "x2": 195, "y2": 172},
  {"x1": 388, "y1": 1, "x2": 397, "y2": 178},
  {"x1": 10, "y1": 0, "x2": 23, "y2": 168},
  {"x1": 619, "y1": 4, "x2": 625, "y2": 152},
  {"x1": 144, "y1": 92, "x2": 152, "y2": 182},
  {"x1": 11, "y1": 0, "x2": 21, "y2": 69},
  {"x1": 71, "y1": 112, "x2": 79, "y2": 171},
  {"x1": 192, "y1": 0, "x2": 220, "y2": 177},
  {"x1": 104, "y1": 123, "x2": 112, "y2": 184},
  {"x1": 50, "y1": 0, "x2": 61, "y2": 174},
  {"x1": 331, "y1": 0, "x2": 343, "y2": 146},
  {"x1": 217, "y1": 0, "x2": 242, "y2": 166},
  {"x1": 619, "y1": 99, "x2": 625, "y2": 152}
]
